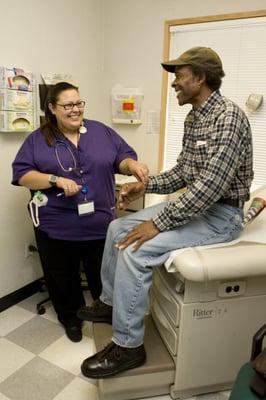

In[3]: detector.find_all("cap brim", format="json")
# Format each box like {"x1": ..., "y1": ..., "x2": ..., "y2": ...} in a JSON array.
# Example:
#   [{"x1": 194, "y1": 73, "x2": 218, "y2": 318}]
[{"x1": 161, "y1": 60, "x2": 189, "y2": 73}]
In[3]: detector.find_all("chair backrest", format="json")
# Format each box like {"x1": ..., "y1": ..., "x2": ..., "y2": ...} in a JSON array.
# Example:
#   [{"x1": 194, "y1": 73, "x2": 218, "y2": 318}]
[{"x1": 250, "y1": 324, "x2": 266, "y2": 398}]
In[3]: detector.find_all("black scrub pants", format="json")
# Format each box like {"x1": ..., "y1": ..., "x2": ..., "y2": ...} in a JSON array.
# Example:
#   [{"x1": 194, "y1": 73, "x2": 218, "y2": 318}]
[{"x1": 34, "y1": 228, "x2": 105, "y2": 327}]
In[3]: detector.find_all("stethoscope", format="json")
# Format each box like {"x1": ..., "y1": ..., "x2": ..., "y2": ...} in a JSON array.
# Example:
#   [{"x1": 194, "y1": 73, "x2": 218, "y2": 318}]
[
  {"x1": 53, "y1": 123, "x2": 87, "y2": 172},
  {"x1": 54, "y1": 139, "x2": 78, "y2": 172},
  {"x1": 53, "y1": 125, "x2": 89, "y2": 195}
]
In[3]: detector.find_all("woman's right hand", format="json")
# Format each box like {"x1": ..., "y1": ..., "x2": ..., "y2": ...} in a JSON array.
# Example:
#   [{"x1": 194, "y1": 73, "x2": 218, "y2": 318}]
[{"x1": 56, "y1": 177, "x2": 82, "y2": 197}]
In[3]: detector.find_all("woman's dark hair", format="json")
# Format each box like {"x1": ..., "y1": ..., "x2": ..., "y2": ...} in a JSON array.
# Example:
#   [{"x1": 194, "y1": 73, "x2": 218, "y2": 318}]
[{"x1": 41, "y1": 81, "x2": 79, "y2": 145}]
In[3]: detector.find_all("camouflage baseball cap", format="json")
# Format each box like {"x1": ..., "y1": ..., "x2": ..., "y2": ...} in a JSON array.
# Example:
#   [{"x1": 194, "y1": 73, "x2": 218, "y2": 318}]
[{"x1": 161, "y1": 46, "x2": 225, "y2": 77}]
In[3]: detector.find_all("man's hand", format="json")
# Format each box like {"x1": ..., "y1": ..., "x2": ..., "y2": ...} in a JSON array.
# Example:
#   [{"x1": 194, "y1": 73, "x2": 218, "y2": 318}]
[
  {"x1": 117, "y1": 181, "x2": 147, "y2": 210},
  {"x1": 116, "y1": 220, "x2": 159, "y2": 251}
]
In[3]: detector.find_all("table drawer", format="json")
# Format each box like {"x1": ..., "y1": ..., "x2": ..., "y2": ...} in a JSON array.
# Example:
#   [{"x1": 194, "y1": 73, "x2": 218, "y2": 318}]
[
  {"x1": 150, "y1": 293, "x2": 179, "y2": 358},
  {"x1": 152, "y1": 271, "x2": 180, "y2": 327}
]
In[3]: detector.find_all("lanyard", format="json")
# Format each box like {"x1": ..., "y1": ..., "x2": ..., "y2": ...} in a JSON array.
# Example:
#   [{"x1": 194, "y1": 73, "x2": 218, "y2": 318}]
[{"x1": 29, "y1": 191, "x2": 48, "y2": 227}]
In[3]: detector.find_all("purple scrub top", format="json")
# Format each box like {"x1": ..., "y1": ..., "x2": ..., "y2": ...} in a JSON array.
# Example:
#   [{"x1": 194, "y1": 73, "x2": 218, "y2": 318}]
[{"x1": 12, "y1": 119, "x2": 137, "y2": 241}]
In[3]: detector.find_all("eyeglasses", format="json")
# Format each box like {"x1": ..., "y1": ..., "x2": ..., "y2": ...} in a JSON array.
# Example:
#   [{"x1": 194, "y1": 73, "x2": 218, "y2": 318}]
[{"x1": 56, "y1": 100, "x2": 86, "y2": 110}]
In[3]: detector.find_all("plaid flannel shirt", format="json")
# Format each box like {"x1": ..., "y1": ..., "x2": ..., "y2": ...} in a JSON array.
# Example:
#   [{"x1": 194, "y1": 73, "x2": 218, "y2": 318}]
[{"x1": 147, "y1": 90, "x2": 254, "y2": 231}]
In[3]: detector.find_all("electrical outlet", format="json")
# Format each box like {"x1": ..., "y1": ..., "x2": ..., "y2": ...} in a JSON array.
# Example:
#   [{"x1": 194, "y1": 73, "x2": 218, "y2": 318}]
[
  {"x1": 218, "y1": 281, "x2": 246, "y2": 298},
  {"x1": 24, "y1": 243, "x2": 34, "y2": 258}
]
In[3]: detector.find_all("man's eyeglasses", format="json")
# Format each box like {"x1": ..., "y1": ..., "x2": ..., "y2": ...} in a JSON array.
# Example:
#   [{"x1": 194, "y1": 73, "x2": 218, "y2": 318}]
[{"x1": 56, "y1": 101, "x2": 86, "y2": 110}]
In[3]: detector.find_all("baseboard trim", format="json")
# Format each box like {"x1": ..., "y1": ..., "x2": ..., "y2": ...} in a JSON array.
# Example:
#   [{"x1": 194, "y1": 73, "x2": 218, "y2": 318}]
[{"x1": 0, "y1": 279, "x2": 43, "y2": 313}]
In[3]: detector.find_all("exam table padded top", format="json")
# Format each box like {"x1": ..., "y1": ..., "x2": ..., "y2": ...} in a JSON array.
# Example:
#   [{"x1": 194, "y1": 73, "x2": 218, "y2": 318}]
[{"x1": 167, "y1": 185, "x2": 266, "y2": 282}]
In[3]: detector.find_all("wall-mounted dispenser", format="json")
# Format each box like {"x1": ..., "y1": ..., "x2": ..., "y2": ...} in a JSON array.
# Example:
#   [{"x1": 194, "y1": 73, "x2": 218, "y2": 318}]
[
  {"x1": 111, "y1": 84, "x2": 143, "y2": 124},
  {"x1": 245, "y1": 93, "x2": 263, "y2": 112},
  {"x1": 0, "y1": 66, "x2": 36, "y2": 132},
  {"x1": 0, "y1": 67, "x2": 34, "y2": 91}
]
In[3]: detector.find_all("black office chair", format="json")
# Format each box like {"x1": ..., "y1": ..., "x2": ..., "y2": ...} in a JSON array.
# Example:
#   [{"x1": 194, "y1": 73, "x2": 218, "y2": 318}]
[
  {"x1": 36, "y1": 278, "x2": 50, "y2": 314},
  {"x1": 36, "y1": 269, "x2": 89, "y2": 315}
]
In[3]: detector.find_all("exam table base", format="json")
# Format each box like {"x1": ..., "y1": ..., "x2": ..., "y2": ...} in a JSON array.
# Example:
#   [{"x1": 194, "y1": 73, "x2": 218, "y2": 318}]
[
  {"x1": 93, "y1": 315, "x2": 175, "y2": 400},
  {"x1": 151, "y1": 266, "x2": 266, "y2": 399},
  {"x1": 93, "y1": 271, "x2": 266, "y2": 400}
]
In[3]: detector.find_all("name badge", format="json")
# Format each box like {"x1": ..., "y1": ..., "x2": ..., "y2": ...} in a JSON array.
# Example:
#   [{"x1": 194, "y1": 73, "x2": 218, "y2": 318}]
[
  {"x1": 78, "y1": 201, "x2": 95, "y2": 216},
  {"x1": 196, "y1": 140, "x2": 207, "y2": 146}
]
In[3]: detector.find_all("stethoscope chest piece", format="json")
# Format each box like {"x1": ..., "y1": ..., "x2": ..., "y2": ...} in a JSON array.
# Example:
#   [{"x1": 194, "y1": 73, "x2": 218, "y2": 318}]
[{"x1": 79, "y1": 126, "x2": 87, "y2": 134}]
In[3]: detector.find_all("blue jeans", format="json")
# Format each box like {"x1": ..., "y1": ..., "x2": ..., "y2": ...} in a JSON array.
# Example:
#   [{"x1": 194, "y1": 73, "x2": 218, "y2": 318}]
[{"x1": 100, "y1": 201, "x2": 243, "y2": 348}]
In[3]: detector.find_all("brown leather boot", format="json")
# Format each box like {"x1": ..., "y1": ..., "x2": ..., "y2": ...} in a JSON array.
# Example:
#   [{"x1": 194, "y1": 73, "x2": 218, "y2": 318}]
[{"x1": 77, "y1": 299, "x2": 112, "y2": 324}]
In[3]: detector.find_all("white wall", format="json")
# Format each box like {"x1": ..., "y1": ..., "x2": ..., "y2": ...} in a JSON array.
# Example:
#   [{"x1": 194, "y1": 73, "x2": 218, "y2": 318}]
[
  {"x1": 102, "y1": 0, "x2": 266, "y2": 173},
  {"x1": 1, "y1": 0, "x2": 266, "y2": 298},
  {"x1": 0, "y1": 0, "x2": 104, "y2": 297}
]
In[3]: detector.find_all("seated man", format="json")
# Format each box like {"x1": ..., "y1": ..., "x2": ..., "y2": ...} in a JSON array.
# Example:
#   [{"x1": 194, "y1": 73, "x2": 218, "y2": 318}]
[{"x1": 77, "y1": 46, "x2": 253, "y2": 378}]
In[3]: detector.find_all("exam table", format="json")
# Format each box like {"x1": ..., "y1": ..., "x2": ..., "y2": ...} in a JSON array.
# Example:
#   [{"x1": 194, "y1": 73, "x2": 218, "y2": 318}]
[{"x1": 93, "y1": 185, "x2": 266, "y2": 400}]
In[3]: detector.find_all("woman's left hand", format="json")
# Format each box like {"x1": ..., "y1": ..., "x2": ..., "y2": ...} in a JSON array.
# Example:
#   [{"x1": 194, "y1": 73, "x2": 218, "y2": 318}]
[{"x1": 126, "y1": 159, "x2": 149, "y2": 184}]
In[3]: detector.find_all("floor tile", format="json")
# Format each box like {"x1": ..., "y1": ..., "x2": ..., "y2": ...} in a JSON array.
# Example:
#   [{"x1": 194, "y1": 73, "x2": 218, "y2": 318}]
[
  {"x1": 0, "y1": 357, "x2": 74, "y2": 400},
  {"x1": 53, "y1": 376, "x2": 98, "y2": 400},
  {"x1": 82, "y1": 320, "x2": 94, "y2": 338},
  {"x1": 0, "y1": 393, "x2": 10, "y2": 400},
  {"x1": 17, "y1": 292, "x2": 51, "y2": 314},
  {"x1": 0, "y1": 339, "x2": 35, "y2": 383},
  {"x1": 84, "y1": 290, "x2": 93, "y2": 304},
  {"x1": 139, "y1": 394, "x2": 230, "y2": 400},
  {"x1": 220, "y1": 392, "x2": 231, "y2": 400},
  {"x1": 138, "y1": 397, "x2": 170, "y2": 400},
  {"x1": 5, "y1": 316, "x2": 64, "y2": 354},
  {"x1": 38, "y1": 303, "x2": 58, "y2": 324},
  {"x1": 0, "y1": 306, "x2": 35, "y2": 336},
  {"x1": 138, "y1": 396, "x2": 171, "y2": 400},
  {"x1": 39, "y1": 330, "x2": 96, "y2": 375},
  {"x1": 0, "y1": 292, "x2": 232, "y2": 400},
  {"x1": 195, "y1": 392, "x2": 231, "y2": 400}
]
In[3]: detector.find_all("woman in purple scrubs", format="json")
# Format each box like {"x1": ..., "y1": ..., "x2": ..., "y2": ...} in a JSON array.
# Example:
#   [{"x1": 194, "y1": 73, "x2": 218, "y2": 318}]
[{"x1": 12, "y1": 82, "x2": 148, "y2": 342}]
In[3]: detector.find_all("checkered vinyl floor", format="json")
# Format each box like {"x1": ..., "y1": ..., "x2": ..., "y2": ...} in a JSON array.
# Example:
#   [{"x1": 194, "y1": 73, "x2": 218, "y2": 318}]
[{"x1": 0, "y1": 291, "x2": 230, "y2": 400}]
